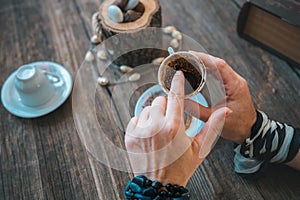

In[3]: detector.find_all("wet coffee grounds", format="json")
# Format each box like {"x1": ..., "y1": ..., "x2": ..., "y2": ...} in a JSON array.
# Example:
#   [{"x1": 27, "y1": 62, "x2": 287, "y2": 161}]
[{"x1": 164, "y1": 57, "x2": 202, "y2": 95}]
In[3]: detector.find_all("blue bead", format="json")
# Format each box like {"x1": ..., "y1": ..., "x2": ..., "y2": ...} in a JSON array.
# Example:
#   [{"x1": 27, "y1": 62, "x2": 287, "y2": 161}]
[
  {"x1": 130, "y1": 182, "x2": 142, "y2": 193},
  {"x1": 132, "y1": 176, "x2": 146, "y2": 187},
  {"x1": 165, "y1": 183, "x2": 173, "y2": 191},
  {"x1": 125, "y1": 191, "x2": 133, "y2": 197},
  {"x1": 136, "y1": 175, "x2": 148, "y2": 181},
  {"x1": 173, "y1": 185, "x2": 179, "y2": 192},
  {"x1": 125, "y1": 181, "x2": 131, "y2": 191},
  {"x1": 145, "y1": 179, "x2": 152, "y2": 186},
  {"x1": 142, "y1": 188, "x2": 157, "y2": 197},
  {"x1": 179, "y1": 186, "x2": 188, "y2": 194},
  {"x1": 174, "y1": 192, "x2": 181, "y2": 197},
  {"x1": 159, "y1": 190, "x2": 167, "y2": 197},
  {"x1": 151, "y1": 180, "x2": 163, "y2": 189},
  {"x1": 171, "y1": 192, "x2": 190, "y2": 199},
  {"x1": 134, "y1": 193, "x2": 152, "y2": 200},
  {"x1": 172, "y1": 197, "x2": 187, "y2": 200}
]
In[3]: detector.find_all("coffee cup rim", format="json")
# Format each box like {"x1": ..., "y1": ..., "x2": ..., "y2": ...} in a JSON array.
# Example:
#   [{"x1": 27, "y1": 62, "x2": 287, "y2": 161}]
[{"x1": 158, "y1": 51, "x2": 206, "y2": 98}]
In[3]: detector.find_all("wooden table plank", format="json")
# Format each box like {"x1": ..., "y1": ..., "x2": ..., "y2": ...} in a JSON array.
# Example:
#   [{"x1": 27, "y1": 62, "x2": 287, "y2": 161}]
[
  {"x1": 1, "y1": 0, "x2": 299, "y2": 199},
  {"x1": 0, "y1": 0, "x2": 98, "y2": 199}
]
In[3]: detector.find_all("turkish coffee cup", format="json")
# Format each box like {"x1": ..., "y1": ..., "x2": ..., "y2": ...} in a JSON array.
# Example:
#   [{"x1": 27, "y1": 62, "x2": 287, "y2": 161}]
[
  {"x1": 14, "y1": 64, "x2": 60, "y2": 107},
  {"x1": 158, "y1": 49, "x2": 206, "y2": 98}
]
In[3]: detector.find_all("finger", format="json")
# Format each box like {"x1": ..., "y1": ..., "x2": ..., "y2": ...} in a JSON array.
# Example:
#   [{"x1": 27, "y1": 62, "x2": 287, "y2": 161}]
[
  {"x1": 189, "y1": 51, "x2": 239, "y2": 86},
  {"x1": 150, "y1": 96, "x2": 167, "y2": 116},
  {"x1": 184, "y1": 99, "x2": 212, "y2": 122},
  {"x1": 189, "y1": 51, "x2": 216, "y2": 68},
  {"x1": 193, "y1": 107, "x2": 232, "y2": 159},
  {"x1": 166, "y1": 71, "x2": 185, "y2": 119},
  {"x1": 126, "y1": 116, "x2": 139, "y2": 132},
  {"x1": 138, "y1": 106, "x2": 151, "y2": 123}
]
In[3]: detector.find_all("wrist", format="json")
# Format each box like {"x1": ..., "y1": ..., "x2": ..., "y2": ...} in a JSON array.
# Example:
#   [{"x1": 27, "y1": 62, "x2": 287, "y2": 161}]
[
  {"x1": 238, "y1": 109, "x2": 258, "y2": 144},
  {"x1": 238, "y1": 110, "x2": 300, "y2": 162}
]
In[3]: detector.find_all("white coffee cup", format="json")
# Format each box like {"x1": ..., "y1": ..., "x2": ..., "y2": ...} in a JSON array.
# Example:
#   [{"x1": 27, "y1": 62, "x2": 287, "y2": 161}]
[{"x1": 14, "y1": 64, "x2": 60, "y2": 107}]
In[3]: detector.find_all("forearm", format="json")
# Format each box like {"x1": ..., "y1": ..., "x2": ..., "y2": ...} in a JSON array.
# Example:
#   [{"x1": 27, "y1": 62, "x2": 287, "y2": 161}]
[{"x1": 286, "y1": 149, "x2": 300, "y2": 170}]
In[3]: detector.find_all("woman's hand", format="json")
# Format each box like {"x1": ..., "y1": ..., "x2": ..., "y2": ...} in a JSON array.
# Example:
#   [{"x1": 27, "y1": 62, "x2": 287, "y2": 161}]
[
  {"x1": 185, "y1": 52, "x2": 257, "y2": 143},
  {"x1": 125, "y1": 71, "x2": 230, "y2": 186}
]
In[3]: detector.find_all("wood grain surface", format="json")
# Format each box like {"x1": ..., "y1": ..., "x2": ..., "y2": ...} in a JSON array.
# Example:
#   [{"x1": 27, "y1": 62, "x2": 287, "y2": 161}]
[{"x1": 0, "y1": 0, "x2": 299, "y2": 199}]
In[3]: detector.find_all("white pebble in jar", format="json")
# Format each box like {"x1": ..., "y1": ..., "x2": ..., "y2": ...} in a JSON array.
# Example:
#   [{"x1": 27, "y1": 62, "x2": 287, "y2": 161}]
[{"x1": 108, "y1": 5, "x2": 124, "y2": 23}]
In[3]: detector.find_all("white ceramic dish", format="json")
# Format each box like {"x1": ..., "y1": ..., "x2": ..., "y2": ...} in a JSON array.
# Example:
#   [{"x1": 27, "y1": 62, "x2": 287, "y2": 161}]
[
  {"x1": 134, "y1": 84, "x2": 208, "y2": 137},
  {"x1": 1, "y1": 61, "x2": 73, "y2": 118}
]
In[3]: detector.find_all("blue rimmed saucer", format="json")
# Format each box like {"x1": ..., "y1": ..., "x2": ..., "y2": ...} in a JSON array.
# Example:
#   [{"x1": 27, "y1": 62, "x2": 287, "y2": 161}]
[
  {"x1": 134, "y1": 84, "x2": 208, "y2": 137},
  {"x1": 1, "y1": 61, "x2": 73, "y2": 118}
]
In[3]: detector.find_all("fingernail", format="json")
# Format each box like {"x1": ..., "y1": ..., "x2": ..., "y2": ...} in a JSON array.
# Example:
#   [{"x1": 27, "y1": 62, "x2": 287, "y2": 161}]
[
  {"x1": 225, "y1": 108, "x2": 233, "y2": 117},
  {"x1": 175, "y1": 70, "x2": 183, "y2": 75}
]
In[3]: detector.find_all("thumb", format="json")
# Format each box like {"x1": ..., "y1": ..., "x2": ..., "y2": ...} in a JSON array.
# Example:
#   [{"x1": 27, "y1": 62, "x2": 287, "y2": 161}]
[
  {"x1": 184, "y1": 99, "x2": 212, "y2": 122},
  {"x1": 193, "y1": 107, "x2": 231, "y2": 159}
]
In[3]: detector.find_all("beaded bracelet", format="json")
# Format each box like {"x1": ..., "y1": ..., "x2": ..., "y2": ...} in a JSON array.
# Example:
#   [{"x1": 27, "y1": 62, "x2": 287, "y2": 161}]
[{"x1": 124, "y1": 175, "x2": 190, "y2": 200}]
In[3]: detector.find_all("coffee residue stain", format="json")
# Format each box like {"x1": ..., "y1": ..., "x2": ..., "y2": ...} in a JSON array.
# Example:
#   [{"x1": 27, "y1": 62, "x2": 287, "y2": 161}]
[{"x1": 164, "y1": 57, "x2": 202, "y2": 95}]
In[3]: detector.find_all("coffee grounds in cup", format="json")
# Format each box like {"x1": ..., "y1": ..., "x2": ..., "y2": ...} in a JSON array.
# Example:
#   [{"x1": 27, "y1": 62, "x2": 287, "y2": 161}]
[{"x1": 164, "y1": 57, "x2": 202, "y2": 95}]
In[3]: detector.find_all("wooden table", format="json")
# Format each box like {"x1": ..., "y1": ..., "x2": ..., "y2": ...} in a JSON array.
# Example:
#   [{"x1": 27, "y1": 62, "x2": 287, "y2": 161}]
[{"x1": 1, "y1": 0, "x2": 299, "y2": 199}]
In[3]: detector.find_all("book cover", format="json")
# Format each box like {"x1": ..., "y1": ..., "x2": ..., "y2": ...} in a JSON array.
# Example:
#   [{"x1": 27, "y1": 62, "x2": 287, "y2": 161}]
[{"x1": 237, "y1": 0, "x2": 300, "y2": 66}]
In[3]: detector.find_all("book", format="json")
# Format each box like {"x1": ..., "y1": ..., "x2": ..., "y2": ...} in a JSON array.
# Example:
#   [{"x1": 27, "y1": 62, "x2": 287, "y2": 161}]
[{"x1": 237, "y1": 0, "x2": 300, "y2": 66}]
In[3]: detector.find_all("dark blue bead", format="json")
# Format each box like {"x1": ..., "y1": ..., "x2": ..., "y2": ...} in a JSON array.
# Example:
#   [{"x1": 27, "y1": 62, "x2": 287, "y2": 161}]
[
  {"x1": 174, "y1": 192, "x2": 181, "y2": 197},
  {"x1": 173, "y1": 185, "x2": 179, "y2": 191},
  {"x1": 151, "y1": 180, "x2": 163, "y2": 189},
  {"x1": 134, "y1": 193, "x2": 152, "y2": 200},
  {"x1": 145, "y1": 179, "x2": 152, "y2": 186},
  {"x1": 165, "y1": 183, "x2": 173, "y2": 191},
  {"x1": 171, "y1": 192, "x2": 190, "y2": 199},
  {"x1": 142, "y1": 188, "x2": 157, "y2": 197},
  {"x1": 179, "y1": 186, "x2": 188, "y2": 194},
  {"x1": 153, "y1": 196, "x2": 163, "y2": 200},
  {"x1": 130, "y1": 182, "x2": 142, "y2": 193},
  {"x1": 159, "y1": 190, "x2": 167, "y2": 197},
  {"x1": 132, "y1": 176, "x2": 146, "y2": 187},
  {"x1": 167, "y1": 191, "x2": 173, "y2": 197},
  {"x1": 172, "y1": 197, "x2": 188, "y2": 200},
  {"x1": 169, "y1": 187, "x2": 176, "y2": 193},
  {"x1": 136, "y1": 175, "x2": 148, "y2": 181}
]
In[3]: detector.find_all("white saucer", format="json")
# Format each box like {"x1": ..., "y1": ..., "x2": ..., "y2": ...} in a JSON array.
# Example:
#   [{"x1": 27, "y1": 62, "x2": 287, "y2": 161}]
[
  {"x1": 1, "y1": 61, "x2": 73, "y2": 118},
  {"x1": 134, "y1": 84, "x2": 208, "y2": 137}
]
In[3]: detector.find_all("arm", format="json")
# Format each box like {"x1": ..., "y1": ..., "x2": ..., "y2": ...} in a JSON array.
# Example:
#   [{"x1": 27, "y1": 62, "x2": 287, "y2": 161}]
[
  {"x1": 185, "y1": 52, "x2": 300, "y2": 178},
  {"x1": 125, "y1": 71, "x2": 230, "y2": 198}
]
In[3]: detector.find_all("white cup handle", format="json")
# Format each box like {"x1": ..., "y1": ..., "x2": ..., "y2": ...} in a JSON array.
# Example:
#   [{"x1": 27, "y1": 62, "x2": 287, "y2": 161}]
[
  {"x1": 168, "y1": 47, "x2": 175, "y2": 55},
  {"x1": 43, "y1": 71, "x2": 60, "y2": 83}
]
